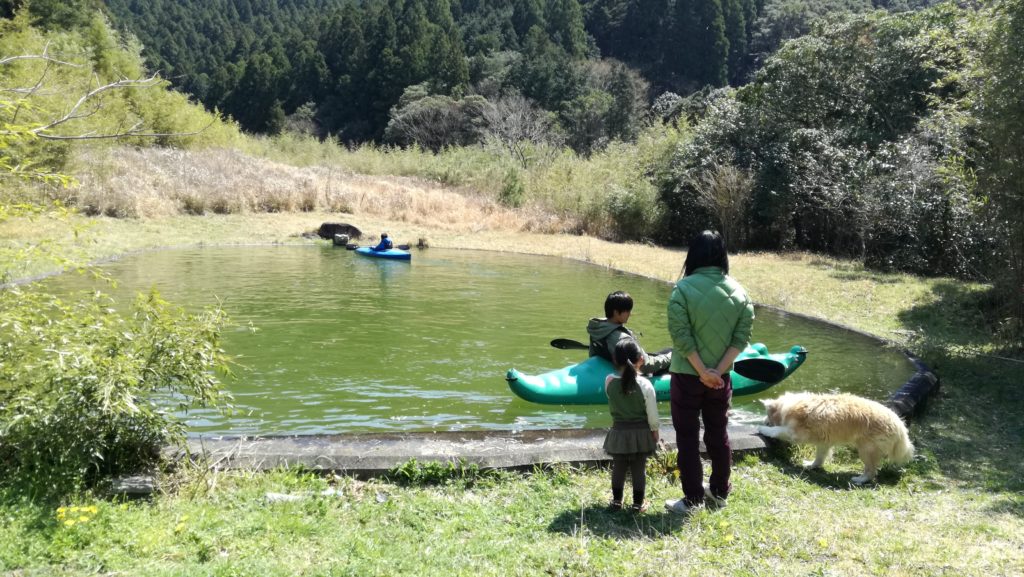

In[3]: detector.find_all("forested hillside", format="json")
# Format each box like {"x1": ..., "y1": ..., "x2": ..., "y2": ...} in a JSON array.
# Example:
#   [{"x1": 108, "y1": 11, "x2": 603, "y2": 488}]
[{"x1": 92, "y1": 0, "x2": 935, "y2": 146}]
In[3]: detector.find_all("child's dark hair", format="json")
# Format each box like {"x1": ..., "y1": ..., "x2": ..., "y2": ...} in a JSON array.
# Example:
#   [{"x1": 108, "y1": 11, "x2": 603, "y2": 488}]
[
  {"x1": 604, "y1": 291, "x2": 633, "y2": 318},
  {"x1": 683, "y1": 230, "x2": 729, "y2": 277},
  {"x1": 613, "y1": 339, "x2": 642, "y2": 394}
]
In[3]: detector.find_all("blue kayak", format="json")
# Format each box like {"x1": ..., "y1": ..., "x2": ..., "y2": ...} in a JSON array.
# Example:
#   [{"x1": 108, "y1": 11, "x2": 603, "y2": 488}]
[
  {"x1": 355, "y1": 246, "x2": 411, "y2": 261},
  {"x1": 506, "y1": 343, "x2": 807, "y2": 405}
]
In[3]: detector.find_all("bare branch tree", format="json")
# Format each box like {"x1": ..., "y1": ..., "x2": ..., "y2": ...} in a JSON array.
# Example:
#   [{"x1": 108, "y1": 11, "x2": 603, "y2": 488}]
[
  {"x1": 2, "y1": 49, "x2": 210, "y2": 143},
  {"x1": 693, "y1": 162, "x2": 754, "y2": 247},
  {"x1": 0, "y1": 42, "x2": 80, "y2": 68},
  {"x1": 1, "y1": 49, "x2": 212, "y2": 185},
  {"x1": 481, "y1": 94, "x2": 557, "y2": 168}
]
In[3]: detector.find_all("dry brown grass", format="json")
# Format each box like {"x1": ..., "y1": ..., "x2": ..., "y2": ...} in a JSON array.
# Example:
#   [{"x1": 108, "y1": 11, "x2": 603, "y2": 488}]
[{"x1": 65, "y1": 147, "x2": 572, "y2": 234}]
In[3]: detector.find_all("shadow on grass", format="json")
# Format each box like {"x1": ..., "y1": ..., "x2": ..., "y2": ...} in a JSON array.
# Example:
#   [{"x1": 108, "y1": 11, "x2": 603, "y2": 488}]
[
  {"x1": 896, "y1": 281, "x2": 1010, "y2": 351},
  {"x1": 546, "y1": 504, "x2": 692, "y2": 539},
  {"x1": 830, "y1": 271, "x2": 905, "y2": 284},
  {"x1": 985, "y1": 494, "x2": 1024, "y2": 518},
  {"x1": 758, "y1": 443, "x2": 911, "y2": 490},
  {"x1": 912, "y1": 367, "x2": 1024, "y2": 494},
  {"x1": 0, "y1": 493, "x2": 63, "y2": 540},
  {"x1": 890, "y1": 280, "x2": 1024, "y2": 495},
  {"x1": 806, "y1": 258, "x2": 905, "y2": 284}
]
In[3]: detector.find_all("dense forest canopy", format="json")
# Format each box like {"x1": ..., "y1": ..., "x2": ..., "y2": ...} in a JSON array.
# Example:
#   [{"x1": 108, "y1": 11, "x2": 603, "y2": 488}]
[{"x1": 62, "y1": 0, "x2": 934, "y2": 146}]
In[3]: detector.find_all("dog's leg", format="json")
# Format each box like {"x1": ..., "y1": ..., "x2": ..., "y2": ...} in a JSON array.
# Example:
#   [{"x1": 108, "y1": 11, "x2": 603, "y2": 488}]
[
  {"x1": 804, "y1": 445, "x2": 832, "y2": 469},
  {"x1": 852, "y1": 444, "x2": 881, "y2": 485},
  {"x1": 757, "y1": 425, "x2": 793, "y2": 441}
]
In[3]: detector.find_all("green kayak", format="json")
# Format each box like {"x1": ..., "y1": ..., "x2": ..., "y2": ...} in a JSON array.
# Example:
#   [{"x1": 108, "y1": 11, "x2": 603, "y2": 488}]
[{"x1": 506, "y1": 343, "x2": 807, "y2": 405}]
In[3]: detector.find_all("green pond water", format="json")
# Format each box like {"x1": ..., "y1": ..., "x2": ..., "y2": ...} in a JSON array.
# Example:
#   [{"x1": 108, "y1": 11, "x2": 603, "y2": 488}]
[{"x1": 40, "y1": 246, "x2": 916, "y2": 436}]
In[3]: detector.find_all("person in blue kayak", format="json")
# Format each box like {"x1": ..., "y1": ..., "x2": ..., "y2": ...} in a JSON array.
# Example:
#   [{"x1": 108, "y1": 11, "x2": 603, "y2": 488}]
[
  {"x1": 603, "y1": 339, "x2": 660, "y2": 513},
  {"x1": 587, "y1": 291, "x2": 671, "y2": 374},
  {"x1": 372, "y1": 232, "x2": 393, "y2": 251}
]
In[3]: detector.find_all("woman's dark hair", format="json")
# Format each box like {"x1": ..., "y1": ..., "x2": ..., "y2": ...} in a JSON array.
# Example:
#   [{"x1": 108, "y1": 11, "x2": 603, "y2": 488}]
[
  {"x1": 604, "y1": 291, "x2": 634, "y2": 318},
  {"x1": 613, "y1": 339, "x2": 642, "y2": 394},
  {"x1": 683, "y1": 230, "x2": 729, "y2": 277}
]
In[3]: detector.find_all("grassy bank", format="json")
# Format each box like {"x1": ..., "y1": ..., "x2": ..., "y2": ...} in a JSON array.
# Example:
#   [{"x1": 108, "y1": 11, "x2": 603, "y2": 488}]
[{"x1": 2, "y1": 206, "x2": 1022, "y2": 575}]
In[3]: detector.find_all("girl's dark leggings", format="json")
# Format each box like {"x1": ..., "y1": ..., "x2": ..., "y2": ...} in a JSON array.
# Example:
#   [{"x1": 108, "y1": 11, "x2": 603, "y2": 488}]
[{"x1": 611, "y1": 453, "x2": 648, "y2": 504}]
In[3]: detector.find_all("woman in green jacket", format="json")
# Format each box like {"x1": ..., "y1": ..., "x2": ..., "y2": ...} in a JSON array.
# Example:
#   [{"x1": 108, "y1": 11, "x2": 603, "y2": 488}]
[{"x1": 664, "y1": 231, "x2": 754, "y2": 515}]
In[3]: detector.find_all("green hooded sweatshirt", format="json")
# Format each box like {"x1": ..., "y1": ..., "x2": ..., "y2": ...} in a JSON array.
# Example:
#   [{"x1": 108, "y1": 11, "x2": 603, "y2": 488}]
[{"x1": 667, "y1": 266, "x2": 754, "y2": 376}]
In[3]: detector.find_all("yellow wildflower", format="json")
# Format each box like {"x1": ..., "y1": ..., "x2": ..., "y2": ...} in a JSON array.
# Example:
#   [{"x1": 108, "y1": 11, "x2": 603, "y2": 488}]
[
  {"x1": 87, "y1": 506, "x2": 98, "y2": 514},
  {"x1": 78, "y1": 516, "x2": 90, "y2": 523},
  {"x1": 174, "y1": 522, "x2": 186, "y2": 533},
  {"x1": 723, "y1": 533, "x2": 735, "y2": 543}
]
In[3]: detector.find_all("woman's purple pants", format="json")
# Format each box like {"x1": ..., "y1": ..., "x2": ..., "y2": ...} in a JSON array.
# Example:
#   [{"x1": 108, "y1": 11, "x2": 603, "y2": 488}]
[{"x1": 670, "y1": 372, "x2": 732, "y2": 505}]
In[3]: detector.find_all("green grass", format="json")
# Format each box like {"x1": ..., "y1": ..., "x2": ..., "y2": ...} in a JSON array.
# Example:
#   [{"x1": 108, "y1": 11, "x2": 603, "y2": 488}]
[
  {"x1": 1, "y1": 453, "x2": 1020, "y2": 576},
  {"x1": 1, "y1": 214, "x2": 1022, "y2": 576}
]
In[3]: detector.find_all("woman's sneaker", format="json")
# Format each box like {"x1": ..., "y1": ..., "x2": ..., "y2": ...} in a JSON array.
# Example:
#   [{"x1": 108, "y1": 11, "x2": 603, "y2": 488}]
[
  {"x1": 664, "y1": 499, "x2": 696, "y2": 515},
  {"x1": 703, "y1": 484, "x2": 728, "y2": 509}
]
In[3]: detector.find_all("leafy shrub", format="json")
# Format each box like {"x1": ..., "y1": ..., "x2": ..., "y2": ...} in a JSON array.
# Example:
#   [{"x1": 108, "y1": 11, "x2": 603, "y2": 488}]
[
  {"x1": 499, "y1": 167, "x2": 526, "y2": 208},
  {"x1": 0, "y1": 288, "x2": 230, "y2": 497},
  {"x1": 605, "y1": 183, "x2": 661, "y2": 241},
  {"x1": 384, "y1": 85, "x2": 488, "y2": 152}
]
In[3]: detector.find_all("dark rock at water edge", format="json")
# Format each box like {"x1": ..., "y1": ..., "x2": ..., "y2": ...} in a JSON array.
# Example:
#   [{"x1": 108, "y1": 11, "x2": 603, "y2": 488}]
[
  {"x1": 886, "y1": 352, "x2": 940, "y2": 421},
  {"x1": 109, "y1": 474, "x2": 158, "y2": 498},
  {"x1": 318, "y1": 222, "x2": 362, "y2": 240}
]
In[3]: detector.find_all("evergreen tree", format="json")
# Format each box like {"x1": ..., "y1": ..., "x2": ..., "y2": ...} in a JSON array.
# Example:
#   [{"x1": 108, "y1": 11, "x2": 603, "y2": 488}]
[
  {"x1": 510, "y1": 25, "x2": 581, "y2": 110},
  {"x1": 544, "y1": 0, "x2": 588, "y2": 57},
  {"x1": 623, "y1": 0, "x2": 671, "y2": 73},
  {"x1": 224, "y1": 52, "x2": 285, "y2": 133},
  {"x1": 722, "y1": 0, "x2": 749, "y2": 84},
  {"x1": 510, "y1": 0, "x2": 546, "y2": 43},
  {"x1": 364, "y1": 0, "x2": 406, "y2": 138},
  {"x1": 584, "y1": 0, "x2": 628, "y2": 56},
  {"x1": 318, "y1": 2, "x2": 368, "y2": 137},
  {"x1": 674, "y1": 0, "x2": 729, "y2": 87}
]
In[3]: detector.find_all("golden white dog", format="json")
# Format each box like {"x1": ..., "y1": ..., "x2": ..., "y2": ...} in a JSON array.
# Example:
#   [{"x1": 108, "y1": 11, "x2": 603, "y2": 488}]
[{"x1": 758, "y1": 392, "x2": 914, "y2": 484}]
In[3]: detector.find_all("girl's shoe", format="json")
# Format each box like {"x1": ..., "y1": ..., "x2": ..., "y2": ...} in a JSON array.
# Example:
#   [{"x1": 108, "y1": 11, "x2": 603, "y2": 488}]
[
  {"x1": 630, "y1": 500, "x2": 650, "y2": 513},
  {"x1": 607, "y1": 499, "x2": 623, "y2": 511}
]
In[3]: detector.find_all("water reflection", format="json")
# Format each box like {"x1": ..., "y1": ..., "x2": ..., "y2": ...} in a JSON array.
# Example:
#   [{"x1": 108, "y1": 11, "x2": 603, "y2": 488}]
[{"x1": 38, "y1": 246, "x2": 916, "y2": 435}]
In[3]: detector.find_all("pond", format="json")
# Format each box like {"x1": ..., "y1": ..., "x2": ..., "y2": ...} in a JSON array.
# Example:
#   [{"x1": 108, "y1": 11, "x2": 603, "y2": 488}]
[{"x1": 40, "y1": 246, "x2": 916, "y2": 436}]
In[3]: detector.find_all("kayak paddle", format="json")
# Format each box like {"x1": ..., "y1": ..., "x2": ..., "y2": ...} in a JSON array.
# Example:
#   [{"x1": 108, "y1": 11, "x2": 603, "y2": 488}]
[
  {"x1": 550, "y1": 338, "x2": 788, "y2": 382},
  {"x1": 730, "y1": 357, "x2": 786, "y2": 383},
  {"x1": 550, "y1": 338, "x2": 589, "y2": 350}
]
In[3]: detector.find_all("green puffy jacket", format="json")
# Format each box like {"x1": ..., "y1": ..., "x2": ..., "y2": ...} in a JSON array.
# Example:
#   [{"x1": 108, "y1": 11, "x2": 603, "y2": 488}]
[{"x1": 667, "y1": 266, "x2": 754, "y2": 376}]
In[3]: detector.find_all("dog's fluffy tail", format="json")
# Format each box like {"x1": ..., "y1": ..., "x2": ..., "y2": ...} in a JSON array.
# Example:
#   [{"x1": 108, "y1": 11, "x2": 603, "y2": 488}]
[{"x1": 891, "y1": 428, "x2": 915, "y2": 464}]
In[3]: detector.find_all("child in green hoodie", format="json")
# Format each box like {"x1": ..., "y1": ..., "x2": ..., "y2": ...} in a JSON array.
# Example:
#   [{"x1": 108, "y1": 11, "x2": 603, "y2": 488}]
[{"x1": 587, "y1": 291, "x2": 671, "y2": 373}]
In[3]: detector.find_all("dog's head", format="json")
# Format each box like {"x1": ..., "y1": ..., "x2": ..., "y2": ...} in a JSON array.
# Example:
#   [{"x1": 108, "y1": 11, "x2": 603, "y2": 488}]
[{"x1": 760, "y1": 398, "x2": 783, "y2": 426}]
